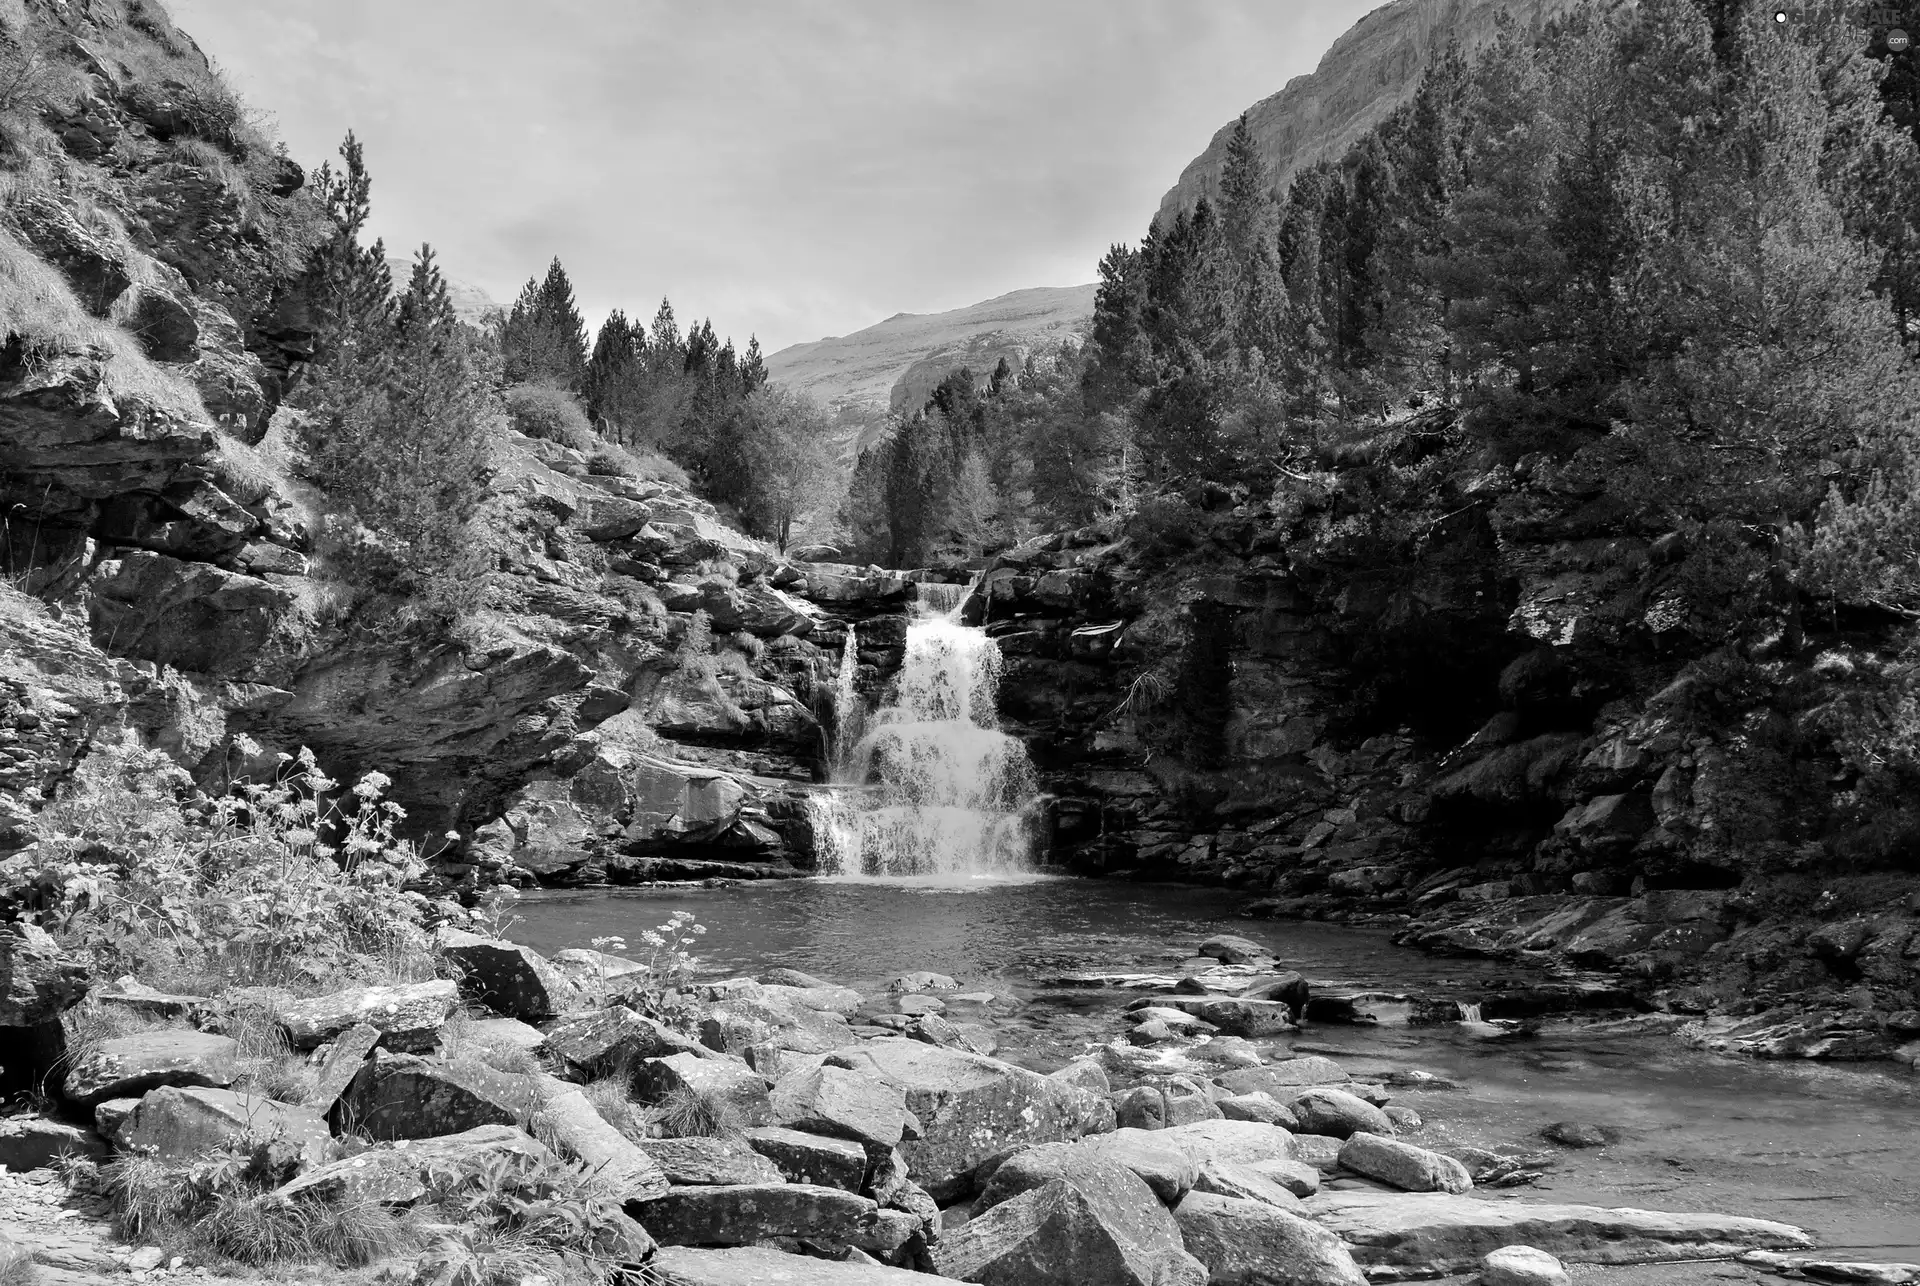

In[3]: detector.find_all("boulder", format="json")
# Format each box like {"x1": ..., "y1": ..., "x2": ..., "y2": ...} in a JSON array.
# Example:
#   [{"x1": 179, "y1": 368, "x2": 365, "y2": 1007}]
[
  {"x1": 638, "y1": 1052, "x2": 773, "y2": 1127},
  {"x1": 1190, "y1": 1036, "x2": 1264, "y2": 1069},
  {"x1": 1217, "y1": 1091, "x2": 1298, "y2": 1128},
  {"x1": 1246, "y1": 1157, "x2": 1322, "y2": 1198},
  {"x1": 120, "y1": 1086, "x2": 331, "y2": 1167},
  {"x1": 0, "y1": 916, "x2": 90, "y2": 1025},
  {"x1": 1072, "y1": 1129, "x2": 1199, "y2": 1205},
  {"x1": 744, "y1": 1125, "x2": 871, "y2": 1191},
  {"x1": 635, "y1": 1135, "x2": 786, "y2": 1186},
  {"x1": 1338, "y1": 1132, "x2": 1473, "y2": 1193},
  {"x1": 62, "y1": 1030, "x2": 237, "y2": 1106},
  {"x1": 338, "y1": 1051, "x2": 537, "y2": 1140},
  {"x1": 1174, "y1": 1190, "x2": 1369, "y2": 1286},
  {"x1": 830, "y1": 1039, "x2": 1113, "y2": 1199},
  {"x1": 275, "y1": 1124, "x2": 553, "y2": 1207},
  {"x1": 1301, "y1": 1191, "x2": 1813, "y2": 1273},
  {"x1": 0, "y1": 1115, "x2": 105, "y2": 1170},
  {"x1": 1384, "y1": 1105, "x2": 1423, "y2": 1132},
  {"x1": 770, "y1": 1064, "x2": 920, "y2": 1151},
  {"x1": 1289, "y1": 1134, "x2": 1343, "y2": 1173},
  {"x1": 93, "y1": 1097, "x2": 140, "y2": 1142},
  {"x1": 1190, "y1": 1158, "x2": 1303, "y2": 1211},
  {"x1": 1242, "y1": 971, "x2": 1311, "y2": 1020},
  {"x1": 1218, "y1": 1057, "x2": 1348, "y2": 1093},
  {"x1": 545, "y1": 1006, "x2": 711, "y2": 1076},
  {"x1": 761, "y1": 982, "x2": 865, "y2": 1017},
  {"x1": 1541, "y1": 1121, "x2": 1612, "y2": 1148},
  {"x1": 1113, "y1": 1080, "x2": 1222, "y2": 1129},
  {"x1": 1289, "y1": 1087, "x2": 1394, "y2": 1139},
  {"x1": 439, "y1": 929, "x2": 581, "y2": 1021},
  {"x1": 1198, "y1": 934, "x2": 1276, "y2": 966},
  {"x1": 886, "y1": 972, "x2": 957, "y2": 993},
  {"x1": 633, "y1": 1182, "x2": 882, "y2": 1250},
  {"x1": 650, "y1": 1244, "x2": 930, "y2": 1284},
  {"x1": 278, "y1": 980, "x2": 461, "y2": 1053},
  {"x1": 1047, "y1": 1056, "x2": 1109, "y2": 1094},
  {"x1": 1179, "y1": 998, "x2": 1299, "y2": 1037},
  {"x1": 1156, "y1": 1119, "x2": 1298, "y2": 1171},
  {"x1": 933, "y1": 1177, "x2": 1206, "y2": 1286},
  {"x1": 309, "y1": 1023, "x2": 381, "y2": 1112},
  {"x1": 1482, "y1": 1244, "x2": 1571, "y2": 1286}
]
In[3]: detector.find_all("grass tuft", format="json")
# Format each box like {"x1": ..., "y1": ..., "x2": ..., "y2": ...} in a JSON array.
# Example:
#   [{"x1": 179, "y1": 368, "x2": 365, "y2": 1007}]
[{"x1": 644, "y1": 1085, "x2": 741, "y2": 1140}]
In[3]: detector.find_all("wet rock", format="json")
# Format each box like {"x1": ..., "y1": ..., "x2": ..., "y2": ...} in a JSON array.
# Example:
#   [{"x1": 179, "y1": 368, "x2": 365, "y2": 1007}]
[
  {"x1": 1541, "y1": 1121, "x2": 1613, "y2": 1148},
  {"x1": 1291, "y1": 1134, "x2": 1343, "y2": 1172},
  {"x1": 339, "y1": 1050, "x2": 536, "y2": 1140},
  {"x1": 745, "y1": 1126, "x2": 871, "y2": 1191},
  {"x1": 1173, "y1": 997, "x2": 1300, "y2": 1037},
  {"x1": 1190, "y1": 1157, "x2": 1302, "y2": 1210},
  {"x1": 62, "y1": 1030, "x2": 238, "y2": 1106},
  {"x1": 1174, "y1": 1190, "x2": 1369, "y2": 1286},
  {"x1": 1217, "y1": 1057, "x2": 1349, "y2": 1096},
  {"x1": 635, "y1": 1136, "x2": 785, "y2": 1185},
  {"x1": 633, "y1": 1182, "x2": 881, "y2": 1249},
  {"x1": 1218, "y1": 1091, "x2": 1298, "y2": 1128},
  {"x1": 933, "y1": 1176, "x2": 1206, "y2": 1286},
  {"x1": 831, "y1": 1038, "x2": 1113, "y2": 1200},
  {"x1": 1113, "y1": 1079, "x2": 1222, "y2": 1129},
  {"x1": 651, "y1": 1244, "x2": 930, "y2": 1284},
  {"x1": 1288, "y1": 1087, "x2": 1394, "y2": 1139},
  {"x1": 439, "y1": 929, "x2": 581, "y2": 1021},
  {"x1": 770, "y1": 1063, "x2": 920, "y2": 1151},
  {"x1": 1046, "y1": 1056, "x2": 1109, "y2": 1094},
  {"x1": 1482, "y1": 1244, "x2": 1571, "y2": 1286},
  {"x1": 0, "y1": 1115, "x2": 104, "y2": 1170},
  {"x1": 1302, "y1": 1191, "x2": 1813, "y2": 1273},
  {"x1": 309, "y1": 1023, "x2": 381, "y2": 1112},
  {"x1": 1247, "y1": 1157, "x2": 1322, "y2": 1197},
  {"x1": 1199, "y1": 934, "x2": 1276, "y2": 966},
  {"x1": 1190, "y1": 1036, "x2": 1265, "y2": 1068},
  {"x1": 275, "y1": 1125, "x2": 556, "y2": 1207},
  {"x1": 121, "y1": 1086, "x2": 331, "y2": 1166},
  {"x1": 1339, "y1": 1131, "x2": 1473, "y2": 1193},
  {"x1": 1072, "y1": 1129, "x2": 1200, "y2": 1205},
  {"x1": 277, "y1": 980, "x2": 461, "y2": 1053},
  {"x1": 904, "y1": 1012, "x2": 996, "y2": 1054},
  {"x1": 544, "y1": 1006, "x2": 711, "y2": 1077},
  {"x1": 1156, "y1": 1119, "x2": 1299, "y2": 1173},
  {"x1": 887, "y1": 972, "x2": 957, "y2": 994},
  {"x1": 1383, "y1": 1105, "x2": 1423, "y2": 1132},
  {"x1": 638, "y1": 1051, "x2": 773, "y2": 1127},
  {"x1": 762, "y1": 982, "x2": 865, "y2": 1017}
]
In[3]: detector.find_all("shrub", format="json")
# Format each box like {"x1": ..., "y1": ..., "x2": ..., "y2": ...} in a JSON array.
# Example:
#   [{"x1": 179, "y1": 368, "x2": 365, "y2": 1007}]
[
  {"x1": 14, "y1": 738, "x2": 439, "y2": 990},
  {"x1": 506, "y1": 382, "x2": 597, "y2": 453},
  {"x1": 413, "y1": 1148, "x2": 642, "y2": 1286}
]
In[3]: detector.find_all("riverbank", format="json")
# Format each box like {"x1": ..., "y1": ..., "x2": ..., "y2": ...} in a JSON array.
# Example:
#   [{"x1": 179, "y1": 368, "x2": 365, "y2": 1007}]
[{"x1": 8, "y1": 890, "x2": 1916, "y2": 1285}]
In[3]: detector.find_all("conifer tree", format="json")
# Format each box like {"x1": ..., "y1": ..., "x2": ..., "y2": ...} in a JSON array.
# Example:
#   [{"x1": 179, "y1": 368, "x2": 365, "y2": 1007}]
[{"x1": 501, "y1": 257, "x2": 588, "y2": 390}]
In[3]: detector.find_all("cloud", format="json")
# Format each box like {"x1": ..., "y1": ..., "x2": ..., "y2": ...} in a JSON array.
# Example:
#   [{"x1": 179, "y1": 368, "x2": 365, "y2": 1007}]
[{"x1": 168, "y1": 0, "x2": 1383, "y2": 352}]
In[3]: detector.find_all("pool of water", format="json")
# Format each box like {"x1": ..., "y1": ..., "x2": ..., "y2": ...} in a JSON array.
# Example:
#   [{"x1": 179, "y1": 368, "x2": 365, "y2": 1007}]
[{"x1": 510, "y1": 876, "x2": 1920, "y2": 1260}]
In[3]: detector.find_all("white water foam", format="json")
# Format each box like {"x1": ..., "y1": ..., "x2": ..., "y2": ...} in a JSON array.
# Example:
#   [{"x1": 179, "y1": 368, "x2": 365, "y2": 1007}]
[{"x1": 809, "y1": 600, "x2": 1041, "y2": 880}]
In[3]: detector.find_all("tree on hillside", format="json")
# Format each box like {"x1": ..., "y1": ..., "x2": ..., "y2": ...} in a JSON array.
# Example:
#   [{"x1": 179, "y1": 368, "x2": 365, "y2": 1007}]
[
  {"x1": 298, "y1": 132, "x2": 394, "y2": 375},
  {"x1": 737, "y1": 387, "x2": 839, "y2": 551},
  {"x1": 500, "y1": 256, "x2": 589, "y2": 391}
]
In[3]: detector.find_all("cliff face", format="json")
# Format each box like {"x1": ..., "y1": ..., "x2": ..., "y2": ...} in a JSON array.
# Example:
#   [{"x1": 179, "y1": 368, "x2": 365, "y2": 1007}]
[{"x1": 1156, "y1": 0, "x2": 1580, "y2": 222}]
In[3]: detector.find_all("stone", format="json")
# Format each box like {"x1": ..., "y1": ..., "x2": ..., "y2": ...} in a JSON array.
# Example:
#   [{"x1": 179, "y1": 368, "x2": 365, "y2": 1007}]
[
  {"x1": 94, "y1": 1097, "x2": 140, "y2": 1142},
  {"x1": 892, "y1": 994, "x2": 944, "y2": 1017},
  {"x1": 1541, "y1": 1121, "x2": 1612, "y2": 1148},
  {"x1": 770, "y1": 1063, "x2": 919, "y2": 1151},
  {"x1": 745, "y1": 1126, "x2": 871, "y2": 1191},
  {"x1": 1242, "y1": 971, "x2": 1312, "y2": 1019},
  {"x1": 0, "y1": 1115, "x2": 104, "y2": 1170},
  {"x1": 532, "y1": 1079, "x2": 671, "y2": 1199},
  {"x1": 275, "y1": 1124, "x2": 554, "y2": 1207},
  {"x1": 886, "y1": 971, "x2": 957, "y2": 993},
  {"x1": 338, "y1": 1050, "x2": 537, "y2": 1140},
  {"x1": 1384, "y1": 1105, "x2": 1423, "y2": 1132},
  {"x1": 1191, "y1": 1036, "x2": 1265, "y2": 1068},
  {"x1": 636, "y1": 1135, "x2": 786, "y2": 1185},
  {"x1": 544, "y1": 1006, "x2": 711, "y2": 1075},
  {"x1": 1199, "y1": 934, "x2": 1277, "y2": 965},
  {"x1": 439, "y1": 928, "x2": 582, "y2": 1021},
  {"x1": 1047, "y1": 1056, "x2": 1110, "y2": 1094},
  {"x1": 1050, "y1": 1129, "x2": 1198, "y2": 1205},
  {"x1": 309, "y1": 1023, "x2": 381, "y2": 1112},
  {"x1": 634, "y1": 1182, "x2": 882, "y2": 1250},
  {"x1": 638, "y1": 1052, "x2": 773, "y2": 1127},
  {"x1": 905, "y1": 1013, "x2": 996, "y2": 1055},
  {"x1": 1218, "y1": 1091, "x2": 1299, "y2": 1128},
  {"x1": 0, "y1": 921, "x2": 89, "y2": 1025},
  {"x1": 1113, "y1": 1080, "x2": 1222, "y2": 1129},
  {"x1": 761, "y1": 982, "x2": 866, "y2": 1017},
  {"x1": 1190, "y1": 1158, "x2": 1301, "y2": 1211},
  {"x1": 1301, "y1": 1191, "x2": 1814, "y2": 1273},
  {"x1": 933, "y1": 1177, "x2": 1206, "y2": 1286},
  {"x1": 1290, "y1": 1134, "x2": 1343, "y2": 1172},
  {"x1": 94, "y1": 976, "x2": 207, "y2": 1019},
  {"x1": 465, "y1": 1016, "x2": 548, "y2": 1055},
  {"x1": 830, "y1": 1039, "x2": 1113, "y2": 1200},
  {"x1": 1218, "y1": 1056, "x2": 1348, "y2": 1093},
  {"x1": 1247, "y1": 1157, "x2": 1322, "y2": 1197},
  {"x1": 1482, "y1": 1244, "x2": 1571, "y2": 1286},
  {"x1": 1289, "y1": 1086, "x2": 1394, "y2": 1138},
  {"x1": 277, "y1": 980, "x2": 461, "y2": 1053},
  {"x1": 553, "y1": 948, "x2": 650, "y2": 993},
  {"x1": 1339, "y1": 1131, "x2": 1473, "y2": 1193},
  {"x1": 1183, "y1": 998, "x2": 1300, "y2": 1037},
  {"x1": 762, "y1": 967, "x2": 834, "y2": 988},
  {"x1": 650, "y1": 1244, "x2": 931, "y2": 1284},
  {"x1": 120, "y1": 1086, "x2": 331, "y2": 1166},
  {"x1": 62, "y1": 1030, "x2": 237, "y2": 1106},
  {"x1": 1174, "y1": 1191, "x2": 1369, "y2": 1286}
]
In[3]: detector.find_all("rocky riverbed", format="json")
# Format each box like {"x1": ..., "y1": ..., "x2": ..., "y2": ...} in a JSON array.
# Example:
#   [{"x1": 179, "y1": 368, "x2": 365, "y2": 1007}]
[{"x1": 5, "y1": 916, "x2": 1916, "y2": 1286}]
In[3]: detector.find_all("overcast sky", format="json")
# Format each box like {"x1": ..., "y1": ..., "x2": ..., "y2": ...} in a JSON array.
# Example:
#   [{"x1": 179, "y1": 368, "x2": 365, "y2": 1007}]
[{"x1": 168, "y1": 0, "x2": 1382, "y2": 354}]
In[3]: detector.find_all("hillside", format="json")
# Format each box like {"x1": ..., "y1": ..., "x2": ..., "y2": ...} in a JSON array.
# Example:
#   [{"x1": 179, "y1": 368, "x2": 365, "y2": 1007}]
[
  {"x1": 765, "y1": 283, "x2": 1095, "y2": 416},
  {"x1": 1157, "y1": 0, "x2": 1580, "y2": 221}
]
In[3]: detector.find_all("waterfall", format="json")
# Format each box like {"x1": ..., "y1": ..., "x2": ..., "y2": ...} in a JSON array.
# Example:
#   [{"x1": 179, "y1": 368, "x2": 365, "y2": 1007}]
[
  {"x1": 1458, "y1": 1002, "x2": 1483, "y2": 1023},
  {"x1": 832, "y1": 624, "x2": 861, "y2": 773},
  {"x1": 809, "y1": 595, "x2": 1040, "y2": 879}
]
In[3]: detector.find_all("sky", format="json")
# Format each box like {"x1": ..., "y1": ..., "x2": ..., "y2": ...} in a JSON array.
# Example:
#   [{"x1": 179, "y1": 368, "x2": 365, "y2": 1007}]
[{"x1": 167, "y1": 0, "x2": 1384, "y2": 355}]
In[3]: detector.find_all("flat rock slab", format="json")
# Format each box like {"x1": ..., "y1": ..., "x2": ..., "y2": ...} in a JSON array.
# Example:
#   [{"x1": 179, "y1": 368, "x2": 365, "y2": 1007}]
[
  {"x1": 1219, "y1": 1056, "x2": 1349, "y2": 1092},
  {"x1": 744, "y1": 1126, "x2": 870, "y2": 1191},
  {"x1": 275, "y1": 1124, "x2": 554, "y2": 1206},
  {"x1": 0, "y1": 1116, "x2": 104, "y2": 1170},
  {"x1": 339, "y1": 1050, "x2": 537, "y2": 1140},
  {"x1": 309, "y1": 1023, "x2": 381, "y2": 1112},
  {"x1": 277, "y1": 980, "x2": 460, "y2": 1052},
  {"x1": 544, "y1": 1006, "x2": 710, "y2": 1075},
  {"x1": 635, "y1": 1135, "x2": 786, "y2": 1186},
  {"x1": 653, "y1": 1244, "x2": 931, "y2": 1284},
  {"x1": 94, "y1": 976, "x2": 207, "y2": 1018},
  {"x1": 61, "y1": 1031, "x2": 237, "y2": 1106},
  {"x1": 121, "y1": 1086, "x2": 330, "y2": 1165},
  {"x1": 633, "y1": 1182, "x2": 880, "y2": 1249},
  {"x1": 1156, "y1": 1119, "x2": 1299, "y2": 1170},
  {"x1": 1303, "y1": 1191, "x2": 1814, "y2": 1273},
  {"x1": 770, "y1": 1063, "x2": 918, "y2": 1150}
]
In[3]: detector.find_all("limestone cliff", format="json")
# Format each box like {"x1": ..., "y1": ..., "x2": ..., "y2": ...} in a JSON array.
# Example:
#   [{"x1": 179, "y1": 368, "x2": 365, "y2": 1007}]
[{"x1": 1156, "y1": 0, "x2": 1582, "y2": 222}]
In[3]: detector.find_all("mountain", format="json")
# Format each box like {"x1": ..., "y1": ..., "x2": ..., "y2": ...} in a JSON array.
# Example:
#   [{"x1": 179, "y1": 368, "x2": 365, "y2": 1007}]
[
  {"x1": 765, "y1": 284, "x2": 1095, "y2": 417},
  {"x1": 385, "y1": 255, "x2": 503, "y2": 328},
  {"x1": 1157, "y1": 0, "x2": 1579, "y2": 222}
]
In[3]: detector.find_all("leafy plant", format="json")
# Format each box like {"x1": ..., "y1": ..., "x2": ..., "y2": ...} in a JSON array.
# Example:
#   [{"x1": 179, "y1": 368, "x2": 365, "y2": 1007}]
[{"x1": 413, "y1": 1149, "x2": 645, "y2": 1286}]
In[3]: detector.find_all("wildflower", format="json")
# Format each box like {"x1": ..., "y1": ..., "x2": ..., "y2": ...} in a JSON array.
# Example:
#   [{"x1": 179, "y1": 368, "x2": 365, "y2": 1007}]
[{"x1": 445, "y1": 830, "x2": 462, "y2": 841}]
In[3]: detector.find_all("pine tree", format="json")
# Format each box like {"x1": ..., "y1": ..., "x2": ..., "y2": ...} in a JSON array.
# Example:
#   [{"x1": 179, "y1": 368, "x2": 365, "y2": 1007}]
[
  {"x1": 741, "y1": 336, "x2": 768, "y2": 393},
  {"x1": 299, "y1": 132, "x2": 394, "y2": 377},
  {"x1": 500, "y1": 257, "x2": 588, "y2": 390},
  {"x1": 585, "y1": 309, "x2": 646, "y2": 442}
]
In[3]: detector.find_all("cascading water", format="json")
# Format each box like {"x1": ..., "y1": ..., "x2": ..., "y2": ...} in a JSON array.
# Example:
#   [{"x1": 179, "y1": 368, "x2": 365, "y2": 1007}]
[{"x1": 809, "y1": 589, "x2": 1040, "y2": 879}]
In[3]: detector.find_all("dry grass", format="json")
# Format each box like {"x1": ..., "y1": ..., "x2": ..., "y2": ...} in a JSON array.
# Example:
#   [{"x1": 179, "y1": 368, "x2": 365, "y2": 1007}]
[
  {"x1": 437, "y1": 1012, "x2": 550, "y2": 1078},
  {"x1": 642, "y1": 1085, "x2": 742, "y2": 1140},
  {"x1": 580, "y1": 1077, "x2": 647, "y2": 1142},
  {"x1": 0, "y1": 225, "x2": 208, "y2": 420}
]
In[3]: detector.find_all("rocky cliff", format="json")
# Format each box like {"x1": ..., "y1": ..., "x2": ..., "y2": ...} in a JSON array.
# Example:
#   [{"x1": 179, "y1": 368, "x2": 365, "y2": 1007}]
[{"x1": 1156, "y1": 0, "x2": 1581, "y2": 222}]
